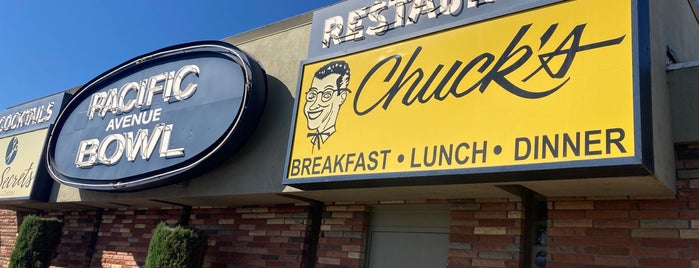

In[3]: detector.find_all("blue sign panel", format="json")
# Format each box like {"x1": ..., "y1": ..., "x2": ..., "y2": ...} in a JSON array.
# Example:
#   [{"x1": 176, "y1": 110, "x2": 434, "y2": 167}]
[
  {"x1": 47, "y1": 41, "x2": 267, "y2": 191},
  {"x1": 0, "y1": 93, "x2": 69, "y2": 138},
  {"x1": 307, "y1": 0, "x2": 565, "y2": 59}
]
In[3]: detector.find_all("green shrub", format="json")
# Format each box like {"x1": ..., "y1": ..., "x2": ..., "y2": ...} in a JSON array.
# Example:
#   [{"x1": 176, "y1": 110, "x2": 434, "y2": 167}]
[
  {"x1": 9, "y1": 215, "x2": 63, "y2": 268},
  {"x1": 145, "y1": 222, "x2": 207, "y2": 268}
]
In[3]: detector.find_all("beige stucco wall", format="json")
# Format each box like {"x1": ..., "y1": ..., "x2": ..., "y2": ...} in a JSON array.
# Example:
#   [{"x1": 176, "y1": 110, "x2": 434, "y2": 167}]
[
  {"x1": 649, "y1": 0, "x2": 699, "y2": 191},
  {"x1": 667, "y1": 0, "x2": 699, "y2": 144},
  {"x1": 669, "y1": 65, "x2": 699, "y2": 143}
]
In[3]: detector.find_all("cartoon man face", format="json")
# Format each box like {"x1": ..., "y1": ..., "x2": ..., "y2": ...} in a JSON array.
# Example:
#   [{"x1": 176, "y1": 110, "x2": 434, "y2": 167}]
[{"x1": 303, "y1": 60, "x2": 350, "y2": 149}]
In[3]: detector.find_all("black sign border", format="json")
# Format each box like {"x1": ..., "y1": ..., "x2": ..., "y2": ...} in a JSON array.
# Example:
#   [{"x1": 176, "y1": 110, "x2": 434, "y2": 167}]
[{"x1": 283, "y1": 0, "x2": 653, "y2": 190}]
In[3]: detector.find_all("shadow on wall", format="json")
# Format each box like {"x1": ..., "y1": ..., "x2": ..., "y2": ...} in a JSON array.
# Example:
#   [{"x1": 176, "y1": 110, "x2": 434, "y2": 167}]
[
  {"x1": 196, "y1": 73, "x2": 295, "y2": 191},
  {"x1": 87, "y1": 210, "x2": 181, "y2": 267},
  {"x1": 226, "y1": 74, "x2": 295, "y2": 164}
]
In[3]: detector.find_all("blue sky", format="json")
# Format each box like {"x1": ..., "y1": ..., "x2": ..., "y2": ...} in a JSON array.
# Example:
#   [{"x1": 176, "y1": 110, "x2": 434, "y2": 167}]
[{"x1": 0, "y1": 0, "x2": 339, "y2": 110}]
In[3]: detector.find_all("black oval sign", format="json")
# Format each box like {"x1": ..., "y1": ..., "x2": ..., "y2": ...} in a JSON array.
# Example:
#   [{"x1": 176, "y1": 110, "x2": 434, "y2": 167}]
[{"x1": 46, "y1": 41, "x2": 267, "y2": 191}]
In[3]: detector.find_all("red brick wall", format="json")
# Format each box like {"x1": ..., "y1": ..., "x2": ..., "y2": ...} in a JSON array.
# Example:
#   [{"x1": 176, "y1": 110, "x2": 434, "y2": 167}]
[
  {"x1": 43, "y1": 210, "x2": 101, "y2": 268},
  {"x1": 547, "y1": 182, "x2": 696, "y2": 267},
  {"x1": 317, "y1": 204, "x2": 369, "y2": 268},
  {"x1": 0, "y1": 209, "x2": 18, "y2": 267},
  {"x1": 92, "y1": 207, "x2": 182, "y2": 267},
  {"x1": 449, "y1": 198, "x2": 526, "y2": 268},
  {"x1": 544, "y1": 145, "x2": 699, "y2": 268},
  {"x1": 190, "y1": 204, "x2": 314, "y2": 267},
  {"x1": 188, "y1": 206, "x2": 239, "y2": 266}
]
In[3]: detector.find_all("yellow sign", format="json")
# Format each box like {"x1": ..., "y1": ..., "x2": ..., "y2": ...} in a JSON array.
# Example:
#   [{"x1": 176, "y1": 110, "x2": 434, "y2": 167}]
[
  {"x1": 0, "y1": 129, "x2": 48, "y2": 199},
  {"x1": 287, "y1": 0, "x2": 636, "y2": 181}
]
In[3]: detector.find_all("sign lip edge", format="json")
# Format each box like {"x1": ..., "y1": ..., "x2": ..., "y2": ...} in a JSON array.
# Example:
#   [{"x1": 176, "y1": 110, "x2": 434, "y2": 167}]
[{"x1": 46, "y1": 40, "x2": 258, "y2": 191}]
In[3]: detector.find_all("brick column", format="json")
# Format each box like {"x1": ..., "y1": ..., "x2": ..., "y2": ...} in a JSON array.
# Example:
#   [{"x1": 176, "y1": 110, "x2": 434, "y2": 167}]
[
  {"x1": 317, "y1": 204, "x2": 369, "y2": 268},
  {"x1": 0, "y1": 209, "x2": 18, "y2": 267},
  {"x1": 449, "y1": 198, "x2": 525, "y2": 268}
]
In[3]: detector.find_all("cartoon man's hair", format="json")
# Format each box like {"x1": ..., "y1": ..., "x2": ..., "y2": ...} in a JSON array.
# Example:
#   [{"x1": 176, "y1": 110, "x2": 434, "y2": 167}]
[{"x1": 314, "y1": 60, "x2": 351, "y2": 94}]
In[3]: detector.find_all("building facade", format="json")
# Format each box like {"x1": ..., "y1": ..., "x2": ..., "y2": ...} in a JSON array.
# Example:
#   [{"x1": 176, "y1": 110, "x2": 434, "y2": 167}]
[{"x1": 1, "y1": 0, "x2": 699, "y2": 267}]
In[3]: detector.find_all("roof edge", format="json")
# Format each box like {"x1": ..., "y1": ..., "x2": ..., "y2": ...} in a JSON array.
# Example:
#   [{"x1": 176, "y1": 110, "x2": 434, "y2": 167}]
[{"x1": 222, "y1": 11, "x2": 313, "y2": 46}]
